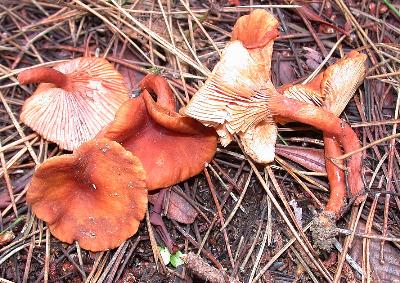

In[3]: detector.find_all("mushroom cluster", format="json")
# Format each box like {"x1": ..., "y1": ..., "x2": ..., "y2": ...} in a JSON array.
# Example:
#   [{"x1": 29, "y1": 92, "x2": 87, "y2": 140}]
[
  {"x1": 23, "y1": 9, "x2": 366, "y2": 252},
  {"x1": 181, "y1": 9, "x2": 367, "y2": 247},
  {"x1": 25, "y1": 73, "x2": 217, "y2": 251}
]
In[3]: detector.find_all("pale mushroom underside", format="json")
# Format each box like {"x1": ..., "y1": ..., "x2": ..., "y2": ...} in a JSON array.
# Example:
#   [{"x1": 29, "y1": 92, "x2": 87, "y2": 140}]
[
  {"x1": 182, "y1": 41, "x2": 279, "y2": 163},
  {"x1": 21, "y1": 57, "x2": 128, "y2": 151},
  {"x1": 283, "y1": 52, "x2": 367, "y2": 115}
]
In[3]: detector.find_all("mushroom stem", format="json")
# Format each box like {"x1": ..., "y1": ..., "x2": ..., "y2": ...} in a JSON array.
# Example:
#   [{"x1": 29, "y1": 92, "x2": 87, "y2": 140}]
[
  {"x1": 323, "y1": 134, "x2": 346, "y2": 216},
  {"x1": 18, "y1": 67, "x2": 69, "y2": 89},
  {"x1": 273, "y1": 96, "x2": 362, "y2": 199}
]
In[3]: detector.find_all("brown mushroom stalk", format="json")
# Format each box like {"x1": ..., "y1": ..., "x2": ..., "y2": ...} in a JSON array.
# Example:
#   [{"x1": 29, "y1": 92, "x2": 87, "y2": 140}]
[
  {"x1": 271, "y1": 94, "x2": 362, "y2": 198},
  {"x1": 323, "y1": 136, "x2": 346, "y2": 216},
  {"x1": 18, "y1": 67, "x2": 69, "y2": 89}
]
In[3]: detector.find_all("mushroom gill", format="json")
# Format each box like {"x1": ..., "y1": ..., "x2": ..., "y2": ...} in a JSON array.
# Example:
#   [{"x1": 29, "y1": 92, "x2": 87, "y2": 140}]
[
  {"x1": 181, "y1": 9, "x2": 364, "y2": 211},
  {"x1": 18, "y1": 57, "x2": 128, "y2": 151}
]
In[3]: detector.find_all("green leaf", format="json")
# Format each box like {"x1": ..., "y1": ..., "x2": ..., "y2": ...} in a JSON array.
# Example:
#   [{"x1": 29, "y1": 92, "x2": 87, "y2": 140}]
[
  {"x1": 170, "y1": 251, "x2": 184, "y2": 268},
  {"x1": 147, "y1": 66, "x2": 162, "y2": 75},
  {"x1": 159, "y1": 246, "x2": 170, "y2": 266}
]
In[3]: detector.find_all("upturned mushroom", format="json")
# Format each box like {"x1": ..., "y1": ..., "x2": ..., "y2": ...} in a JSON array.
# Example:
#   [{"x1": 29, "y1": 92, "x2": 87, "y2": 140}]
[
  {"x1": 278, "y1": 51, "x2": 367, "y2": 250},
  {"x1": 18, "y1": 56, "x2": 128, "y2": 151},
  {"x1": 27, "y1": 138, "x2": 147, "y2": 252},
  {"x1": 181, "y1": 10, "x2": 363, "y2": 218},
  {"x1": 279, "y1": 51, "x2": 367, "y2": 213},
  {"x1": 27, "y1": 75, "x2": 216, "y2": 252}
]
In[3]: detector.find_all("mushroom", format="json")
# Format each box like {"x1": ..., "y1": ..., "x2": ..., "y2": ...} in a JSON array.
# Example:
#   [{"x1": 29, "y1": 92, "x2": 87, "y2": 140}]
[
  {"x1": 278, "y1": 51, "x2": 367, "y2": 250},
  {"x1": 181, "y1": 10, "x2": 363, "y2": 215},
  {"x1": 99, "y1": 74, "x2": 217, "y2": 190},
  {"x1": 27, "y1": 138, "x2": 147, "y2": 252},
  {"x1": 98, "y1": 74, "x2": 217, "y2": 252},
  {"x1": 279, "y1": 50, "x2": 367, "y2": 216},
  {"x1": 181, "y1": 10, "x2": 280, "y2": 162},
  {"x1": 18, "y1": 56, "x2": 129, "y2": 151}
]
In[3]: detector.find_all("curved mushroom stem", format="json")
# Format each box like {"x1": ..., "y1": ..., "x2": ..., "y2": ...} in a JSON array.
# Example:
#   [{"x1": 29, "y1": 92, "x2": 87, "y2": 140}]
[
  {"x1": 275, "y1": 140, "x2": 346, "y2": 217},
  {"x1": 272, "y1": 96, "x2": 363, "y2": 200},
  {"x1": 323, "y1": 134, "x2": 346, "y2": 216},
  {"x1": 140, "y1": 75, "x2": 176, "y2": 111},
  {"x1": 18, "y1": 67, "x2": 69, "y2": 89}
]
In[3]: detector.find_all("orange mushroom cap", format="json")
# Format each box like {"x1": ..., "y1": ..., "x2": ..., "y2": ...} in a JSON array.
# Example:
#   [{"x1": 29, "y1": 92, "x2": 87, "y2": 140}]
[
  {"x1": 99, "y1": 74, "x2": 217, "y2": 190},
  {"x1": 231, "y1": 9, "x2": 279, "y2": 50},
  {"x1": 18, "y1": 57, "x2": 129, "y2": 151},
  {"x1": 231, "y1": 9, "x2": 279, "y2": 84},
  {"x1": 27, "y1": 138, "x2": 147, "y2": 252}
]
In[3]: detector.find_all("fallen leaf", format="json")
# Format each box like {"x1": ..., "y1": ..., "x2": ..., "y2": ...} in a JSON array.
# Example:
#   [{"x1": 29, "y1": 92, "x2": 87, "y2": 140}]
[
  {"x1": 149, "y1": 190, "x2": 198, "y2": 224},
  {"x1": 0, "y1": 231, "x2": 15, "y2": 246},
  {"x1": 295, "y1": 4, "x2": 347, "y2": 34},
  {"x1": 278, "y1": 59, "x2": 297, "y2": 85},
  {"x1": 350, "y1": 221, "x2": 400, "y2": 282},
  {"x1": 117, "y1": 48, "x2": 144, "y2": 92},
  {"x1": 0, "y1": 171, "x2": 33, "y2": 209},
  {"x1": 275, "y1": 144, "x2": 326, "y2": 173},
  {"x1": 304, "y1": 47, "x2": 323, "y2": 71},
  {"x1": 170, "y1": 251, "x2": 185, "y2": 268}
]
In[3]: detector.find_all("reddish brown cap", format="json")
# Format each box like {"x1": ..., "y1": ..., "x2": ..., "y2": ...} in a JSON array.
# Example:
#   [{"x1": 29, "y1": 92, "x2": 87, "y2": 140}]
[
  {"x1": 231, "y1": 9, "x2": 279, "y2": 49},
  {"x1": 100, "y1": 75, "x2": 217, "y2": 190},
  {"x1": 18, "y1": 57, "x2": 129, "y2": 151},
  {"x1": 27, "y1": 138, "x2": 147, "y2": 251}
]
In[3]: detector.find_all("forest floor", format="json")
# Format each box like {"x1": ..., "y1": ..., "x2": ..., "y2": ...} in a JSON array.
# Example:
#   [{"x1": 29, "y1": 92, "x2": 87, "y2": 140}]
[{"x1": 0, "y1": 1, "x2": 400, "y2": 282}]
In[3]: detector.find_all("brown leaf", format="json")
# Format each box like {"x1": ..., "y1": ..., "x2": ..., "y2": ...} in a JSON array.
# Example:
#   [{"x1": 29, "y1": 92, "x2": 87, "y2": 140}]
[
  {"x1": 295, "y1": 5, "x2": 347, "y2": 34},
  {"x1": 117, "y1": 48, "x2": 144, "y2": 92},
  {"x1": 278, "y1": 59, "x2": 296, "y2": 85},
  {"x1": 350, "y1": 221, "x2": 400, "y2": 282},
  {"x1": 275, "y1": 144, "x2": 326, "y2": 173},
  {"x1": 304, "y1": 47, "x2": 323, "y2": 71},
  {"x1": 149, "y1": 190, "x2": 198, "y2": 224},
  {"x1": 167, "y1": 190, "x2": 198, "y2": 224}
]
